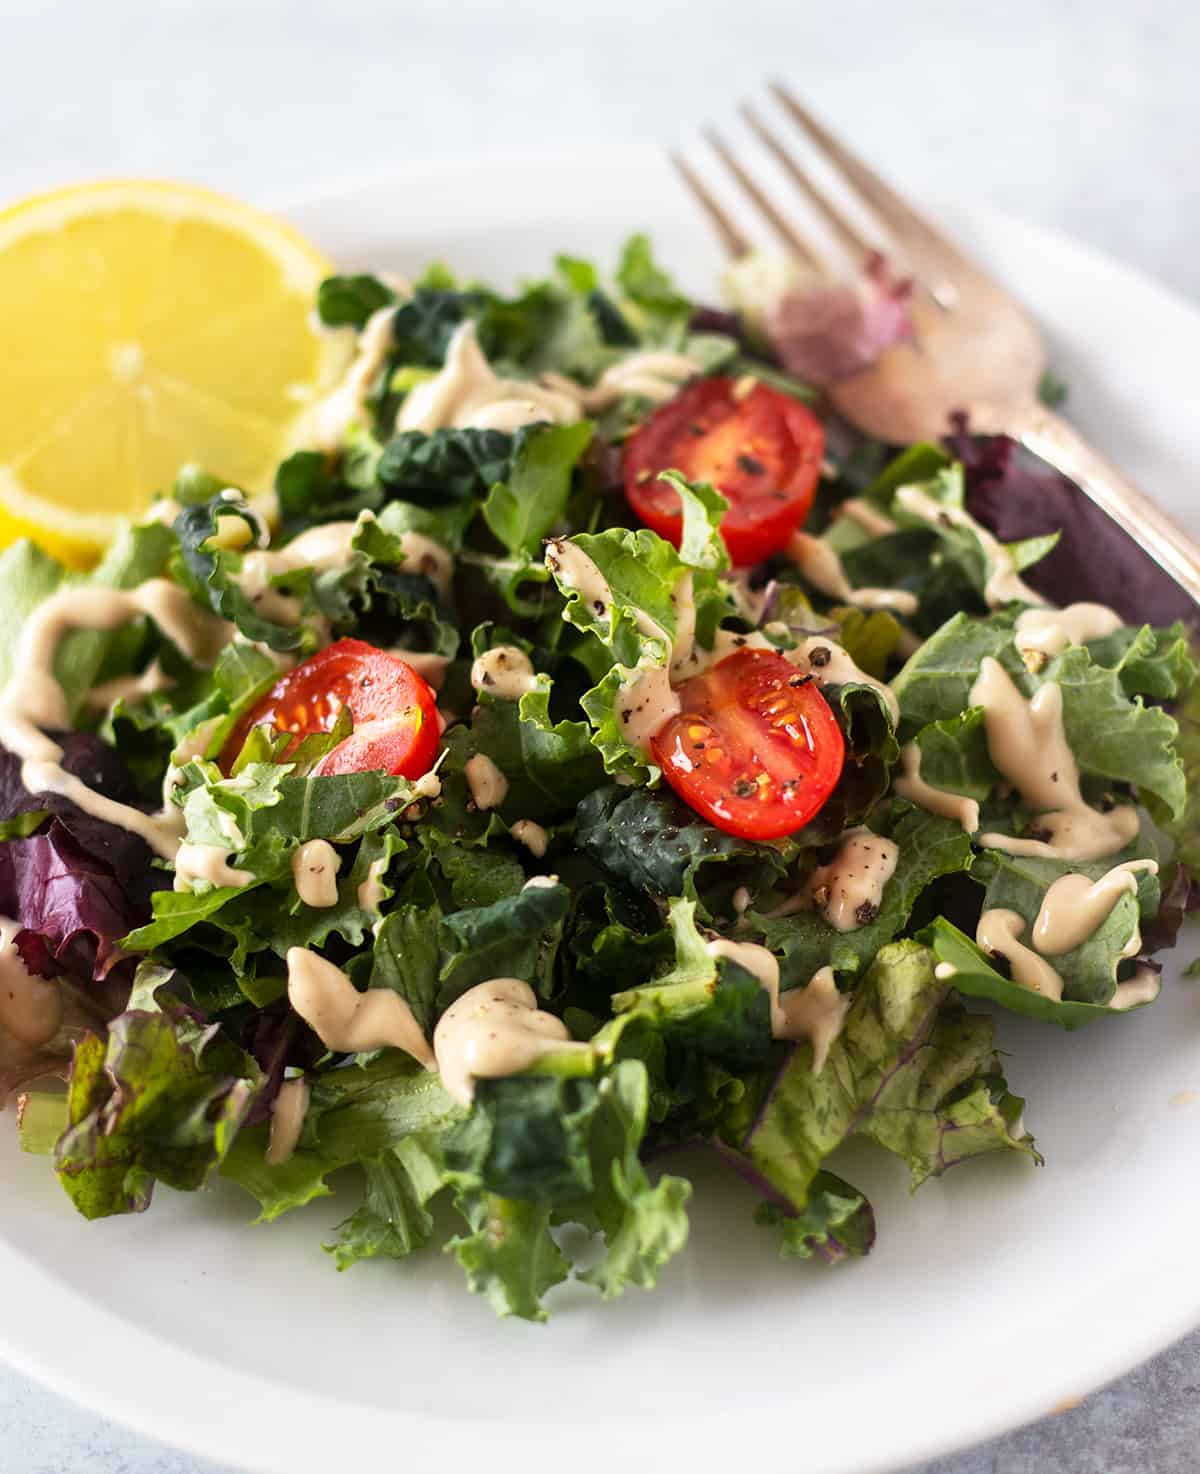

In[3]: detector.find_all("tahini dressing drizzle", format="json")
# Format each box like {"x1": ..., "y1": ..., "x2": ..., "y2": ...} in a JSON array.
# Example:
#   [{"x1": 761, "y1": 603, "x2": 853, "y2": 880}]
[
  {"x1": 0, "y1": 916, "x2": 62, "y2": 1047},
  {"x1": 285, "y1": 947, "x2": 433, "y2": 1064},
  {"x1": 786, "y1": 530, "x2": 918, "y2": 616},
  {"x1": 893, "y1": 741, "x2": 981, "y2": 833},
  {"x1": 970, "y1": 657, "x2": 1138, "y2": 861},
  {"x1": 837, "y1": 498, "x2": 899, "y2": 538},
  {"x1": 291, "y1": 839, "x2": 342, "y2": 908},
  {"x1": 266, "y1": 1078, "x2": 311, "y2": 1166},
  {"x1": 705, "y1": 939, "x2": 849, "y2": 1073},
  {"x1": 470, "y1": 645, "x2": 538, "y2": 700},
  {"x1": 1014, "y1": 602, "x2": 1122, "y2": 662},
  {"x1": 894, "y1": 484, "x2": 1044, "y2": 608},
  {"x1": 1032, "y1": 859, "x2": 1157, "y2": 955},
  {"x1": 397, "y1": 320, "x2": 581, "y2": 435},
  {"x1": 311, "y1": 305, "x2": 399, "y2": 451},
  {"x1": 808, "y1": 827, "x2": 900, "y2": 931},
  {"x1": 510, "y1": 819, "x2": 549, "y2": 858},
  {"x1": 0, "y1": 581, "x2": 231, "y2": 860},
  {"x1": 977, "y1": 860, "x2": 1158, "y2": 1006},
  {"x1": 432, "y1": 977, "x2": 592, "y2": 1106},
  {"x1": 464, "y1": 752, "x2": 508, "y2": 810}
]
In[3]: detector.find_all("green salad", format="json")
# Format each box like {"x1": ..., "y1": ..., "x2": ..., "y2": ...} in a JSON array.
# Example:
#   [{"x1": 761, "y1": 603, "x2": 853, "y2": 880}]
[{"x1": 4, "y1": 237, "x2": 1197, "y2": 1322}]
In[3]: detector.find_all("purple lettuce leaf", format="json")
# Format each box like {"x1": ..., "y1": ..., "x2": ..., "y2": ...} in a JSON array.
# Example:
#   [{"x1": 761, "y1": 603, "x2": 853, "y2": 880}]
[
  {"x1": 0, "y1": 823, "x2": 150, "y2": 980},
  {"x1": 1140, "y1": 861, "x2": 1197, "y2": 955},
  {"x1": 0, "y1": 734, "x2": 157, "y2": 896},
  {"x1": 949, "y1": 419, "x2": 1199, "y2": 629},
  {"x1": 54, "y1": 1006, "x2": 262, "y2": 1219},
  {"x1": 765, "y1": 254, "x2": 914, "y2": 386}
]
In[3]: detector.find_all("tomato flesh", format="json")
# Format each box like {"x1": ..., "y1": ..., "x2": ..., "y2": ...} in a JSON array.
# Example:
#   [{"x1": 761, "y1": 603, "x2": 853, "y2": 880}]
[
  {"x1": 220, "y1": 637, "x2": 440, "y2": 779},
  {"x1": 624, "y1": 376, "x2": 824, "y2": 566},
  {"x1": 651, "y1": 648, "x2": 844, "y2": 839}
]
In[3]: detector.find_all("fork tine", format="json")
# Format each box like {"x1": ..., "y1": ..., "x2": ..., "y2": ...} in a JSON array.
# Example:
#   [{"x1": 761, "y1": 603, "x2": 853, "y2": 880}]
[
  {"x1": 669, "y1": 151, "x2": 752, "y2": 260},
  {"x1": 739, "y1": 103, "x2": 872, "y2": 261},
  {"x1": 769, "y1": 81, "x2": 967, "y2": 268},
  {"x1": 702, "y1": 127, "x2": 823, "y2": 268}
]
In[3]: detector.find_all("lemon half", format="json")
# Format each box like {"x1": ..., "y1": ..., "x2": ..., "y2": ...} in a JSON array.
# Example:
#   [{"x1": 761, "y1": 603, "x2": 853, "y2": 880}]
[{"x1": 0, "y1": 179, "x2": 344, "y2": 565}]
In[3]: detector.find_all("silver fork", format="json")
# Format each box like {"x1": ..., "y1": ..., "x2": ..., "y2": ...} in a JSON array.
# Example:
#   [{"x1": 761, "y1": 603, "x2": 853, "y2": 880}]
[{"x1": 672, "y1": 82, "x2": 1200, "y2": 606}]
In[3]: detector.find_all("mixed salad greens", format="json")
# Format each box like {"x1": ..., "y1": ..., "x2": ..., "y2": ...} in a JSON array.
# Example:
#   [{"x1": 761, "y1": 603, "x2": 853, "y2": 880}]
[{"x1": 4, "y1": 236, "x2": 1197, "y2": 1322}]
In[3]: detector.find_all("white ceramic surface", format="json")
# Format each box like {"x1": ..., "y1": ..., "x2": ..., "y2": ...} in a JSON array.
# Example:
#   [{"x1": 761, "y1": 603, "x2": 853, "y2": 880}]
[{"x1": 0, "y1": 154, "x2": 1197, "y2": 1474}]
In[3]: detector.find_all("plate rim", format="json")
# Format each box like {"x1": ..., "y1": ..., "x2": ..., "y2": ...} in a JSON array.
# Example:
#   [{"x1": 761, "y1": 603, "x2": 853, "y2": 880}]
[{"x1": 2, "y1": 147, "x2": 1199, "y2": 1474}]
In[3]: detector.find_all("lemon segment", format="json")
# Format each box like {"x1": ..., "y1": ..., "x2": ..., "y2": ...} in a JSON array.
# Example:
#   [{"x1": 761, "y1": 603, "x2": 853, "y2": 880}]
[{"x1": 0, "y1": 180, "x2": 344, "y2": 566}]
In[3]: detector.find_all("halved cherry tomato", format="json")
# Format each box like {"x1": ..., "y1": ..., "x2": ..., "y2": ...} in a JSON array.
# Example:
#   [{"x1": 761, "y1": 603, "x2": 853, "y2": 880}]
[
  {"x1": 220, "y1": 638, "x2": 440, "y2": 779},
  {"x1": 651, "y1": 647, "x2": 844, "y2": 840},
  {"x1": 623, "y1": 377, "x2": 824, "y2": 566}
]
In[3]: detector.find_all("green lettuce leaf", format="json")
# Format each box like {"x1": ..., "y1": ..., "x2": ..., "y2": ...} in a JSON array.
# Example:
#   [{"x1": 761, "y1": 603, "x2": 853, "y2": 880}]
[
  {"x1": 890, "y1": 464, "x2": 1058, "y2": 605},
  {"x1": 444, "y1": 1074, "x2": 602, "y2": 1202},
  {"x1": 377, "y1": 427, "x2": 515, "y2": 505},
  {"x1": 369, "y1": 900, "x2": 444, "y2": 1037},
  {"x1": 221, "y1": 1055, "x2": 461, "y2": 1223},
  {"x1": 1167, "y1": 675, "x2": 1200, "y2": 881},
  {"x1": 747, "y1": 806, "x2": 975, "y2": 987},
  {"x1": 572, "y1": 1060, "x2": 691, "y2": 1298},
  {"x1": 0, "y1": 523, "x2": 177, "y2": 714},
  {"x1": 575, "y1": 785, "x2": 789, "y2": 905},
  {"x1": 482, "y1": 421, "x2": 594, "y2": 557},
  {"x1": 753, "y1": 1169, "x2": 875, "y2": 1264},
  {"x1": 55, "y1": 1001, "x2": 262, "y2": 1219},
  {"x1": 922, "y1": 916, "x2": 1159, "y2": 1029},
  {"x1": 964, "y1": 846, "x2": 1159, "y2": 1008},
  {"x1": 316, "y1": 273, "x2": 397, "y2": 329},
  {"x1": 892, "y1": 612, "x2": 1187, "y2": 818},
  {"x1": 734, "y1": 941, "x2": 1037, "y2": 1208},
  {"x1": 439, "y1": 881, "x2": 570, "y2": 1002},
  {"x1": 447, "y1": 1191, "x2": 569, "y2": 1322},
  {"x1": 327, "y1": 1134, "x2": 447, "y2": 1268},
  {"x1": 1083, "y1": 621, "x2": 1198, "y2": 701}
]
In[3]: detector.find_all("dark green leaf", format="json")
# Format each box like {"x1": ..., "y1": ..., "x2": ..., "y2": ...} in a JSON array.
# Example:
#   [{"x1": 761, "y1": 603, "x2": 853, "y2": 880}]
[{"x1": 316, "y1": 274, "x2": 397, "y2": 329}]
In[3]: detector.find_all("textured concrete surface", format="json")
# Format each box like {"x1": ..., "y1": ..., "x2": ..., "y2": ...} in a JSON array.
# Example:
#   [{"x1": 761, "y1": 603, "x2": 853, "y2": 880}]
[{"x1": 2, "y1": 0, "x2": 1198, "y2": 1469}]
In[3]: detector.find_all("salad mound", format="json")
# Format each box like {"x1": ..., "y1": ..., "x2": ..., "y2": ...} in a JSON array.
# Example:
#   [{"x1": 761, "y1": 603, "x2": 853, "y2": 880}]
[{"x1": 3, "y1": 237, "x2": 1197, "y2": 1322}]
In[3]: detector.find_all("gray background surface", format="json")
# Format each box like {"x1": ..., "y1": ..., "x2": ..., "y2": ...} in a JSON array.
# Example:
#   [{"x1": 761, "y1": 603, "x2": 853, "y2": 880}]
[{"x1": 1, "y1": 0, "x2": 1197, "y2": 1470}]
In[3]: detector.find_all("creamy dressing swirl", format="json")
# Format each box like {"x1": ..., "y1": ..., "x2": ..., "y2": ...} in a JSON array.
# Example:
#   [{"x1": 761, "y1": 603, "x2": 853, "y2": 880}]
[
  {"x1": 1014, "y1": 602, "x2": 1122, "y2": 661},
  {"x1": 837, "y1": 497, "x2": 898, "y2": 538},
  {"x1": 543, "y1": 349, "x2": 700, "y2": 411},
  {"x1": 510, "y1": 819, "x2": 549, "y2": 858},
  {"x1": 808, "y1": 828, "x2": 900, "y2": 931},
  {"x1": 470, "y1": 645, "x2": 538, "y2": 700},
  {"x1": 1032, "y1": 860, "x2": 1157, "y2": 955},
  {"x1": 174, "y1": 843, "x2": 254, "y2": 893},
  {"x1": 894, "y1": 484, "x2": 1044, "y2": 608},
  {"x1": 0, "y1": 581, "x2": 231, "y2": 860},
  {"x1": 705, "y1": 939, "x2": 849, "y2": 1073},
  {"x1": 311, "y1": 305, "x2": 398, "y2": 451},
  {"x1": 786, "y1": 530, "x2": 918, "y2": 616},
  {"x1": 464, "y1": 752, "x2": 508, "y2": 810},
  {"x1": 286, "y1": 947, "x2": 434, "y2": 1064},
  {"x1": 0, "y1": 917, "x2": 62, "y2": 1047},
  {"x1": 976, "y1": 910, "x2": 1064, "y2": 1000},
  {"x1": 893, "y1": 741, "x2": 980, "y2": 833},
  {"x1": 789, "y1": 635, "x2": 900, "y2": 726},
  {"x1": 970, "y1": 657, "x2": 1138, "y2": 861},
  {"x1": 266, "y1": 1078, "x2": 311, "y2": 1166},
  {"x1": 291, "y1": 839, "x2": 341, "y2": 908},
  {"x1": 432, "y1": 977, "x2": 591, "y2": 1106},
  {"x1": 398, "y1": 320, "x2": 581, "y2": 435}
]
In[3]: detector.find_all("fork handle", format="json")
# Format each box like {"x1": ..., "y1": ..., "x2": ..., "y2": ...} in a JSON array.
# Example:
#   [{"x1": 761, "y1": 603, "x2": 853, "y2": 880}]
[{"x1": 1013, "y1": 406, "x2": 1200, "y2": 609}]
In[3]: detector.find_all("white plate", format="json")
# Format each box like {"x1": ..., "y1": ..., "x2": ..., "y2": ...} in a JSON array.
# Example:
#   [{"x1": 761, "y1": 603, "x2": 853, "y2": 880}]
[{"x1": 1, "y1": 153, "x2": 1198, "y2": 1474}]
